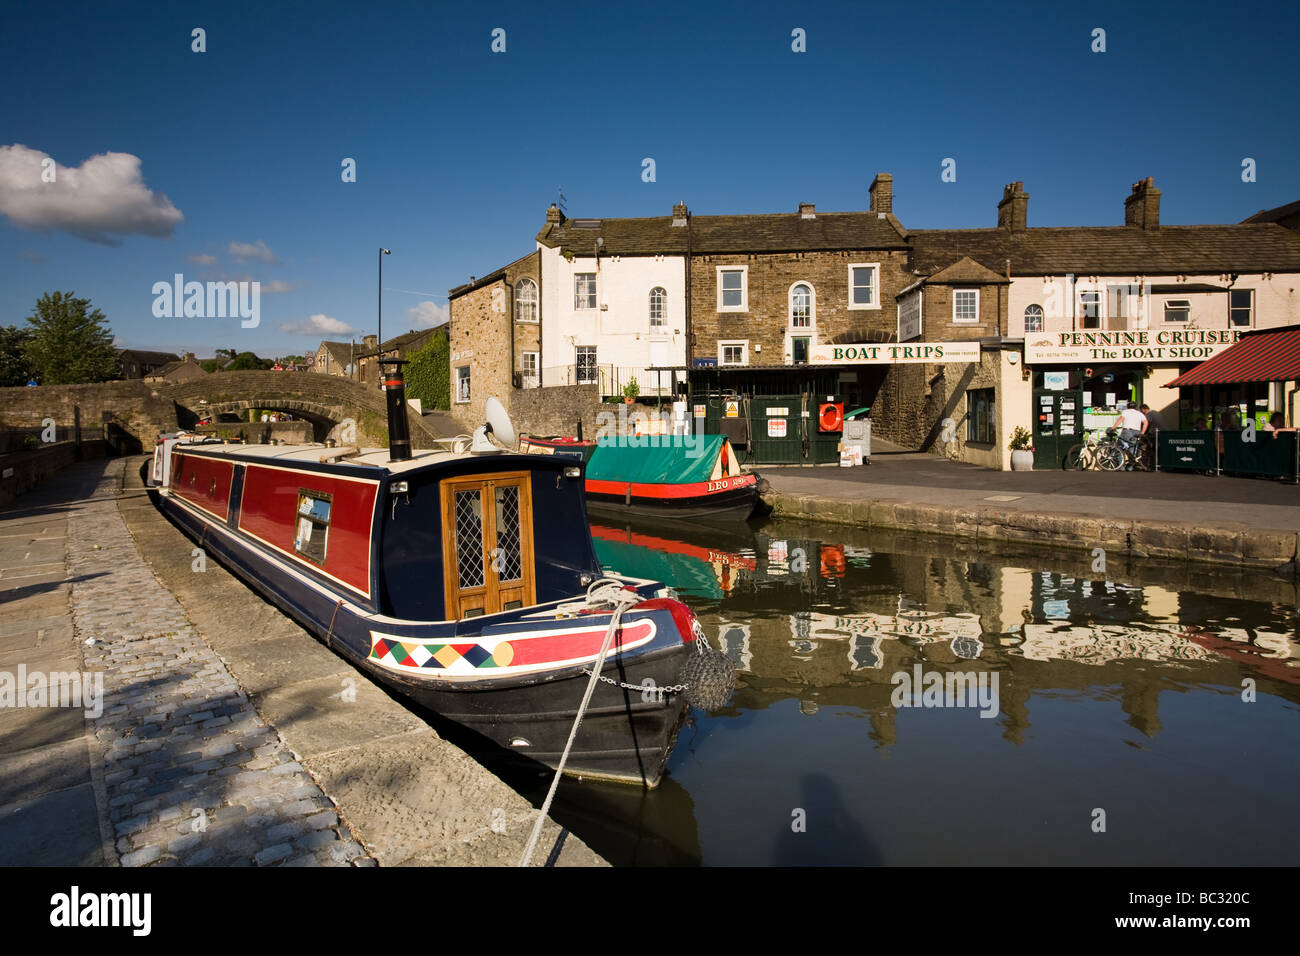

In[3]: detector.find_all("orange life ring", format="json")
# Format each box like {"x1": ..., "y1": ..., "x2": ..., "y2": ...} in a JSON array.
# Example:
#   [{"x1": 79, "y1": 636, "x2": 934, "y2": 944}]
[{"x1": 818, "y1": 402, "x2": 844, "y2": 432}]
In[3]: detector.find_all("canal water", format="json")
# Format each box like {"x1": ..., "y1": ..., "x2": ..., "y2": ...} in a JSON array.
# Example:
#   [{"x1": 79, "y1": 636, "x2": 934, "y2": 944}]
[{"x1": 472, "y1": 517, "x2": 1300, "y2": 866}]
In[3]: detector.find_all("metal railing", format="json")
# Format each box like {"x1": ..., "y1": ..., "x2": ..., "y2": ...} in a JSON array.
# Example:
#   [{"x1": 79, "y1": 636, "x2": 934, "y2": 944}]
[{"x1": 540, "y1": 364, "x2": 684, "y2": 398}]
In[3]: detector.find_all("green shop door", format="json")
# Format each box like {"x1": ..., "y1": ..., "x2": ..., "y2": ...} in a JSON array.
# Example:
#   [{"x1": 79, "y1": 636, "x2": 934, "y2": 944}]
[{"x1": 1032, "y1": 388, "x2": 1083, "y2": 469}]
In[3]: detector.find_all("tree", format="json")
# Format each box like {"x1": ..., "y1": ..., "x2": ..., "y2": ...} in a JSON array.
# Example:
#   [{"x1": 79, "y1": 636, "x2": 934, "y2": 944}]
[
  {"x1": 198, "y1": 358, "x2": 225, "y2": 373},
  {"x1": 226, "y1": 351, "x2": 273, "y2": 371},
  {"x1": 23, "y1": 292, "x2": 119, "y2": 384},
  {"x1": 0, "y1": 325, "x2": 35, "y2": 386}
]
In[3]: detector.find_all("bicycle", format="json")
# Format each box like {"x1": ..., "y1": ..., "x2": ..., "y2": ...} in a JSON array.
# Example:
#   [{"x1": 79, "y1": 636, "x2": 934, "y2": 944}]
[
  {"x1": 1096, "y1": 428, "x2": 1153, "y2": 471},
  {"x1": 1062, "y1": 432, "x2": 1103, "y2": 470}
]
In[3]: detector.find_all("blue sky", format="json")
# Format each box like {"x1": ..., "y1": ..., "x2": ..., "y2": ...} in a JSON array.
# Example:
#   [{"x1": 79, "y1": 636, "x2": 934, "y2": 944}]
[{"x1": 1, "y1": 0, "x2": 1297, "y2": 358}]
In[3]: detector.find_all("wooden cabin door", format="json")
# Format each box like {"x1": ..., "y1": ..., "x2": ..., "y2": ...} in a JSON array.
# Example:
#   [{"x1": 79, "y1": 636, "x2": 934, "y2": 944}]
[{"x1": 440, "y1": 472, "x2": 536, "y2": 619}]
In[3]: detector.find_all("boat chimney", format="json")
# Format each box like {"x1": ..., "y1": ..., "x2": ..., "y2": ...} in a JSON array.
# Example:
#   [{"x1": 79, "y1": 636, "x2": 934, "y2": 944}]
[{"x1": 380, "y1": 358, "x2": 413, "y2": 462}]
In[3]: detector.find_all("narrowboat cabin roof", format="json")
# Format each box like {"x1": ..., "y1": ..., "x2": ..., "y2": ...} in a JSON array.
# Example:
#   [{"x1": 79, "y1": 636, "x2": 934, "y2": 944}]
[{"x1": 172, "y1": 441, "x2": 511, "y2": 475}]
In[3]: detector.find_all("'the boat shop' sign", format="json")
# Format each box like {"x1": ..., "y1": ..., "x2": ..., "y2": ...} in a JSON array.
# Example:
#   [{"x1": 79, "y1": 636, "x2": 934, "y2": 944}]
[
  {"x1": 810, "y1": 342, "x2": 980, "y2": 365},
  {"x1": 1024, "y1": 329, "x2": 1241, "y2": 364}
]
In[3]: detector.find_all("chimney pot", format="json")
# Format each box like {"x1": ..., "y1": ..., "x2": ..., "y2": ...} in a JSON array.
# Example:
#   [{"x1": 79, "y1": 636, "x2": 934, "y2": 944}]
[
  {"x1": 997, "y1": 181, "x2": 1029, "y2": 231},
  {"x1": 869, "y1": 172, "x2": 893, "y2": 214},
  {"x1": 1124, "y1": 177, "x2": 1161, "y2": 230}
]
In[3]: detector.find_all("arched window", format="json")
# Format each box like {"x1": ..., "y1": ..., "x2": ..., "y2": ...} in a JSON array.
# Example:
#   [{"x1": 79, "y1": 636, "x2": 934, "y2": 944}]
[
  {"x1": 514, "y1": 279, "x2": 538, "y2": 323},
  {"x1": 790, "y1": 283, "x2": 813, "y2": 328},
  {"x1": 649, "y1": 287, "x2": 666, "y2": 329},
  {"x1": 1024, "y1": 303, "x2": 1044, "y2": 332}
]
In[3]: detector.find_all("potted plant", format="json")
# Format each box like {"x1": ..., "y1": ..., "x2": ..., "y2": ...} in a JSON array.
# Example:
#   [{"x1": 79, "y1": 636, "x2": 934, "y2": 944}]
[
  {"x1": 1008, "y1": 426, "x2": 1035, "y2": 471},
  {"x1": 622, "y1": 377, "x2": 640, "y2": 405}
]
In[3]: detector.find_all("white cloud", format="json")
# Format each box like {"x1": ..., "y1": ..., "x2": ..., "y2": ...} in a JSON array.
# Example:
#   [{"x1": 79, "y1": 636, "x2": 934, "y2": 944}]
[
  {"x1": 261, "y1": 279, "x2": 293, "y2": 294},
  {"x1": 229, "y1": 239, "x2": 277, "y2": 263},
  {"x1": 0, "y1": 144, "x2": 183, "y2": 245},
  {"x1": 187, "y1": 253, "x2": 218, "y2": 266},
  {"x1": 279, "y1": 313, "x2": 356, "y2": 336},
  {"x1": 408, "y1": 300, "x2": 448, "y2": 328}
]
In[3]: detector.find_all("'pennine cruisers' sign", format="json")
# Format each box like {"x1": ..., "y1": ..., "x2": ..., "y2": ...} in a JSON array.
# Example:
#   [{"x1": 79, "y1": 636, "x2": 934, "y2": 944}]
[
  {"x1": 810, "y1": 342, "x2": 981, "y2": 365},
  {"x1": 1025, "y1": 329, "x2": 1241, "y2": 364}
]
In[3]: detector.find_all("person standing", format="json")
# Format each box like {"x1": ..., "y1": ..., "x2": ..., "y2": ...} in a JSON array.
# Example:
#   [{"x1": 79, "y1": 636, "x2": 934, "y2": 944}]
[{"x1": 1114, "y1": 402, "x2": 1148, "y2": 470}]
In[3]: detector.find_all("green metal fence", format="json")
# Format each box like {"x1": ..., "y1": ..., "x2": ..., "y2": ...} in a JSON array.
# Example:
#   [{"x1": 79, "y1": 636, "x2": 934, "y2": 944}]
[{"x1": 1157, "y1": 429, "x2": 1298, "y2": 480}]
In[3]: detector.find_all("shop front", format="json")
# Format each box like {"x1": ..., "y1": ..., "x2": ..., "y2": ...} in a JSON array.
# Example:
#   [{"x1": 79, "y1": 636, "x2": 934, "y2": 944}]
[{"x1": 1024, "y1": 329, "x2": 1242, "y2": 469}]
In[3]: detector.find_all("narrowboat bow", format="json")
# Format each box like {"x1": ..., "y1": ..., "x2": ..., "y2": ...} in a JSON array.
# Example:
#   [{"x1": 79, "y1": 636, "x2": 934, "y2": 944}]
[{"x1": 149, "y1": 382, "x2": 705, "y2": 787}]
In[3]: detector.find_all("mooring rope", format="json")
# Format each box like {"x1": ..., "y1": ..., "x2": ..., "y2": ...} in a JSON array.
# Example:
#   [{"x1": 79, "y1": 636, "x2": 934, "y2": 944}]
[{"x1": 518, "y1": 579, "x2": 640, "y2": 867}]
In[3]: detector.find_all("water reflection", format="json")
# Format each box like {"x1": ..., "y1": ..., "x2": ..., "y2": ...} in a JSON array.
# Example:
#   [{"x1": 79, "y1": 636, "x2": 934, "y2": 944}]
[{"x1": 551, "y1": 520, "x2": 1300, "y2": 865}]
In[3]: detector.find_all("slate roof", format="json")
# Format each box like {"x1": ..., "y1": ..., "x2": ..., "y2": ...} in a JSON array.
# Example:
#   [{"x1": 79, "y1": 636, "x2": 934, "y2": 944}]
[
  {"x1": 1242, "y1": 200, "x2": 1300, "y2": 225},
  {"x1": 357, "y1": 327, "x2": 444, "y2": 359},
  {"x1": 536, "y1": 210, "x2": 909, "y2": 256},
  {"x1": 118, "y1": 349, "x2": 179, "y2": 365},
  {"x1": 923, "y1": 255, "x2": 1010, "y2": 285},
  {"x1": 318, "y1": 341, "x2": 354, "y2": 366},
  {"x1": 908, "y1": 224, "x2": 1300, "y2": 276}
]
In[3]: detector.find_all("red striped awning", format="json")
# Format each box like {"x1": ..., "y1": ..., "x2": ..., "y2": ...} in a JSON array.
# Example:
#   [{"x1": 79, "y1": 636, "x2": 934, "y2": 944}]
[{"x1": 1166, "y1": 325, "x2": 1300, "y2": 387}]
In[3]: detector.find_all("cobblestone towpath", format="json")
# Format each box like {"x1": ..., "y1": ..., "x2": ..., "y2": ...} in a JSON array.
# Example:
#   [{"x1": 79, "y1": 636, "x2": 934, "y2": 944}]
[{"x1": 1, "y1": 456, "x2": 600, "y2": 866}]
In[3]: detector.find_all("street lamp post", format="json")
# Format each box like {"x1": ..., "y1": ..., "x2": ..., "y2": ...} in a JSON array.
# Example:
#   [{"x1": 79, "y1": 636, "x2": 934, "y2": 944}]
[{"x1": 378, "y1": 248, "x2": 391, "y2": 385}]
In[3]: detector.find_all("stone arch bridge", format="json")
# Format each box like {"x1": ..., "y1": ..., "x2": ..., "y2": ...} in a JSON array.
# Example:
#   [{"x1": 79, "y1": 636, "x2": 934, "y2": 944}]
[
  {"x1": 0, "y1": 371, "x2": 457, "y2": 452},
  {"x1": 158, "y1": 371, "x2": 457, "y2": 445}
]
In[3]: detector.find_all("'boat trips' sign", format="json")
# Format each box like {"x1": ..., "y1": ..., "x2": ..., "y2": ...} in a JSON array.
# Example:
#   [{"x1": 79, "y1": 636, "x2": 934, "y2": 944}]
[
  {"x1": 1025, "y1": 329, "x2": 1241, "y2": 364},
  {"x1": 810, "y1": 342, "x2": 980, "y2": 365}
]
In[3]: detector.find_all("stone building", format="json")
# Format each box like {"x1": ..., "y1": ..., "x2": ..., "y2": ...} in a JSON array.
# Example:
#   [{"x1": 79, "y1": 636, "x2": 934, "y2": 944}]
[
  {"x1": 446, "y1": 251, "x2": 541, "y2": 430},
  {"x1": 143, "y1": 352, "x2": 206, "y2": 384},
  {"x1": 356, "y1": 329, "x2": 441, "y2": 389},
  {"x1": 118, "y1": 349, "x2": 178, "y2": 380},
  {"x1": 311, "y1": 341, "x2": 355, "y2": 377},
  {"x1": 907, "y1": 177, "x2": 1300, "y2": 468}
]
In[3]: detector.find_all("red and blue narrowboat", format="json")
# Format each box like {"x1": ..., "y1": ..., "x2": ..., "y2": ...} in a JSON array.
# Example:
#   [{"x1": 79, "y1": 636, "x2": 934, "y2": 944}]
[{"x1": 148, "y1": 374, "x2": 704, "y2": 787}]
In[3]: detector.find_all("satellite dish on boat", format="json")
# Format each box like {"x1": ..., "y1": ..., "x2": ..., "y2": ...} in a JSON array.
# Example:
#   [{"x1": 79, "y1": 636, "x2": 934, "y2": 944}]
[{"x1": 470, "y1": 396, "x2": 516, "y2": 454}]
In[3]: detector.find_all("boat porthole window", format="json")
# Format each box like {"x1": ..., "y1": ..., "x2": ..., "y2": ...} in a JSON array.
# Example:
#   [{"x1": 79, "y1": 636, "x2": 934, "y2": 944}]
[{"x1": 294, "y1": 490, "x2": 333, "y2": 565}]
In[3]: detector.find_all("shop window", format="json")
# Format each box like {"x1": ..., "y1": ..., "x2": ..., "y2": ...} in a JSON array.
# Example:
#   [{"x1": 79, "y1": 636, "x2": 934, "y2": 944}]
[
  {"x1": 792, "y1": 337, "x2": 809, "y2": 364},
  {"x1": 966, "y1": 389, "x2": 995, "y2": 444},
  {"x1": 1164, "y1": 299, "x2": 1190, "y2": 323},
  {"x1": 1229, "y1": 289, "x2": 1253, "y2": 327},
  {"x1": 1024, "y1": 304, "x2": 1044, "y2": 332}
]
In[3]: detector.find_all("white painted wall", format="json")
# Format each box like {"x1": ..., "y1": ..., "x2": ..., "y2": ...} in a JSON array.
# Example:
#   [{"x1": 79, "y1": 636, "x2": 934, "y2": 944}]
[
  {"x1": 1007, "y1": 272, "x2": 1300, "y2": 338},
  {"x1": 539, "y1": 245, "x2": 686, "y2": 393}
]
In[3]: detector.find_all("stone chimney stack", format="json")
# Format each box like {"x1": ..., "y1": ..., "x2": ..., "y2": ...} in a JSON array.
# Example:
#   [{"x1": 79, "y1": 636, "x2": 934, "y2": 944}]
[
  {"x1": 798, "y1": 202, "x2": 816, "y2": 219},
  {"x1": 868, "y1": 173, "x2": 893, "y2": 214},
  {"x1": 1124, "y1": 177, "x2": 1161, "y2": 230},
  {"x1": 997, "y1": 181, "x2": 1029, "y2": 231},
  {"x1": 545, "y1": 203, "x2": 564, "y2": 225},
  {"x1": 182, "y1": 351, "x2": 195, "y2": 363},
  {"x1": 363, "y1": 334, "x2": 378, "y2": 350},
  {"x1": 672, "y1": 201, "x2": 689, "y2": 226}
]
